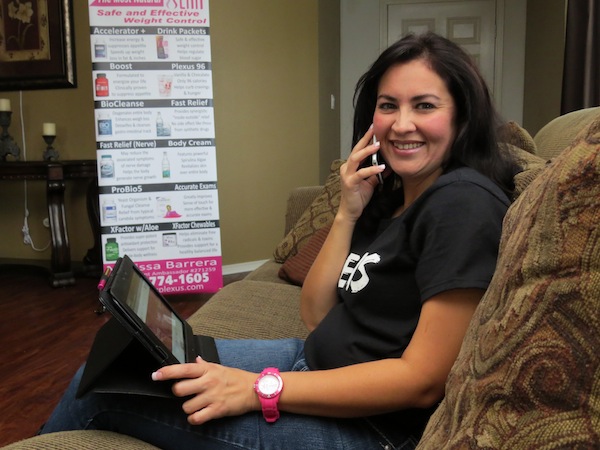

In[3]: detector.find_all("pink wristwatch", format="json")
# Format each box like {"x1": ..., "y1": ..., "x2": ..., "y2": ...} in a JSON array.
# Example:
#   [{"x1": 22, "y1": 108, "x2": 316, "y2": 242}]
[{"x1": 254, "y1": 368, "x2": 283, "y2": 423}]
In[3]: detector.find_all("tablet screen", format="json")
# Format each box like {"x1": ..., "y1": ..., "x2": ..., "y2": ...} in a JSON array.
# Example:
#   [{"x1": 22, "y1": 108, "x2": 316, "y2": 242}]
[{"x1": 124, "y1": 269, "x2": 186, "y2": 363}]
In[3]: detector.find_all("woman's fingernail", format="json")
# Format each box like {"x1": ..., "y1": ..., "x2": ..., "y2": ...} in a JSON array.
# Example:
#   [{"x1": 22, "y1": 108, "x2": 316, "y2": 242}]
[{"x1": 151, "y1": 371, "x2": 161, "y2": 381}]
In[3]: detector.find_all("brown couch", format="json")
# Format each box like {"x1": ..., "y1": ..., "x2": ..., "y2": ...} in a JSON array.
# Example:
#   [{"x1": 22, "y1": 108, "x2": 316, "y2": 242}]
[{"x1": 4, "y1": 107, "x2": 599, "y2": 449}]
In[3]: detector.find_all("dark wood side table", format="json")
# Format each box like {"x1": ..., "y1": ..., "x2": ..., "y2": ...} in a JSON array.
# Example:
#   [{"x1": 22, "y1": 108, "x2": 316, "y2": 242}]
[{"x1": 0, "y1": 160, "x2": 101, "y2": 287}]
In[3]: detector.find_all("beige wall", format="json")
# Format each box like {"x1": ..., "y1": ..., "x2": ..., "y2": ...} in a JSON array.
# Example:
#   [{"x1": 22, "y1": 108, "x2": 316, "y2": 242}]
[{"x1": 0, "y1": 1, "x2": 322, "y2": 268}]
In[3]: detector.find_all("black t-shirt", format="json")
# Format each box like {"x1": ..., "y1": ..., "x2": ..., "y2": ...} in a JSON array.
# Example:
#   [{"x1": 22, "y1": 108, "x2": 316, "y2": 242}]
[
  {"x1": 305, "y1": 167, "x2": 509, "y2": 369},
  {"x1": 302, "y1": 167, "x2": 510, "y2": 439},
  {"x1": 304, "y1": 167, "x2": 510, "y2": 439}
]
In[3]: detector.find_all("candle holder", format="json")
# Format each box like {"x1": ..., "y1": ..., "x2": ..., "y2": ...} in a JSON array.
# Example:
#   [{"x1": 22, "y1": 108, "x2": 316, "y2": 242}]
[
  {"x1": 0, "y1": 111, "x2": 21, "y2": 162},
  {"x1": 42, "y1": 135, "x2": 60, "y2": 161}
]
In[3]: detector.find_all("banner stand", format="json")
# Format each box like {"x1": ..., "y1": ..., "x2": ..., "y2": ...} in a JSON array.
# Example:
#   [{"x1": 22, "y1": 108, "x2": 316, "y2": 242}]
[{"x1": 88, "y1": 0, "x2": 222, "y2": 294}]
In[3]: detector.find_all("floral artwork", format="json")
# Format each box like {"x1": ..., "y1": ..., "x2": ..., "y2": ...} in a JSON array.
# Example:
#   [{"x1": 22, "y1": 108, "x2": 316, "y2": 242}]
[
  {"x1": 0, "y1": 0, "x2": 75, "y2": 91},
  {"x1": 0, "y1": 0, "x2": 50, "y2": 62},
  {"x1": 7, "y1": 1, "x2": 35, "y2": 50}
]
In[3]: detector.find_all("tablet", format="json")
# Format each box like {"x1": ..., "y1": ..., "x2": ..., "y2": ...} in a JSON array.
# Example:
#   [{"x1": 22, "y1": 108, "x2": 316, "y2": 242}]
[{"x1": 99, "y1": 255, "x2": 219, "y2": 366}]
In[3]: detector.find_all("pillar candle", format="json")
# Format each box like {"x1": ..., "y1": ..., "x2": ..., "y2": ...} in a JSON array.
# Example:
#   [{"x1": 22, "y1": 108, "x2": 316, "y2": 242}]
[
  {"x1": 43, "y1": 122, "x2": 56, "y2": 136},
  {"x1": 0, "y1": 98, "x2": 11, "y2": 111}
]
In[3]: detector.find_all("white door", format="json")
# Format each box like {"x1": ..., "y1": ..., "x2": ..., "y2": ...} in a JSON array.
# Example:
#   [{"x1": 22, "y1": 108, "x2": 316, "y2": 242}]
[{"x1": 381, "y1": 0, "x2": 499, "y2": 92}]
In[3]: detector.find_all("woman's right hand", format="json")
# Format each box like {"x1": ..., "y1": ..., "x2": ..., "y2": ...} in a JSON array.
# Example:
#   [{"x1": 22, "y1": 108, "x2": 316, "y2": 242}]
[
  {"x1": 300, "y1": 128, "x2": 385, "y2": 330},
  {"x1": 338, "y1": 127, "x2": 385, "y2": 222}
]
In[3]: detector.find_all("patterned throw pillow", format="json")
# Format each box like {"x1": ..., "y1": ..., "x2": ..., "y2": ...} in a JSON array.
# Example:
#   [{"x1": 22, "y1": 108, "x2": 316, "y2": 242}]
[
  {"x1": 503, "y1": 143, "x2": 548, "y2": 199},
  {"x1": 273, "y1": 160, "x2": 343, "y2": 263},
  {"x1": 417, "y1": 118, "x2": 600, "y2": 449},
  {"x1": 278, "y1": 223, "x2": 331, "y2": 285},
  {"x1": 498, "y1": 121, "x2": 537, "y2": 155}
]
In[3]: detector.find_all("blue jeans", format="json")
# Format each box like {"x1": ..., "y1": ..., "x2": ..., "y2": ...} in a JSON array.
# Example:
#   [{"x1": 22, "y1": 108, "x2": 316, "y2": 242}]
[{"x1": 42, "y1": 339, "x2": 417, "y2": 449}]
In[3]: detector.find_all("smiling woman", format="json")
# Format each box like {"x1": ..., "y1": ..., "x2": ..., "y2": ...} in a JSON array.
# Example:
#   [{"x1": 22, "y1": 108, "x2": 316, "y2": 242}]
[{"x1": 38, "y1": 32, "x2": 520, "y2": 450}]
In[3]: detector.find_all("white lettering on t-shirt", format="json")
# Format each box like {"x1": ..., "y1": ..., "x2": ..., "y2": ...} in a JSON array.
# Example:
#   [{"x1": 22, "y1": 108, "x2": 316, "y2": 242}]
[{"x1": 338, "y1": 252, "x2": 380, "y2": 293}]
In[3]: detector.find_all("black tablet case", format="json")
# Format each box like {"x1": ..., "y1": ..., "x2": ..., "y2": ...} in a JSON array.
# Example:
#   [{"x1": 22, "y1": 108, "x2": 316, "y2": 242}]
[{"x1": 77, "y1": 317, "x2": 219, "y2": 399}]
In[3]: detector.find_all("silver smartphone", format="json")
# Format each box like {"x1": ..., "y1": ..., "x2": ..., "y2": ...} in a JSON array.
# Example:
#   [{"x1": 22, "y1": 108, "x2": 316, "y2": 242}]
[{"x1": 372, "y1": 135, "x2": 383, "y2": 185}]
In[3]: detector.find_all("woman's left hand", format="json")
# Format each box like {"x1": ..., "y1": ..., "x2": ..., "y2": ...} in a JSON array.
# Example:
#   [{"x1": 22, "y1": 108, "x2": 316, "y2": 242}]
[
  {"x1": 152, "y1": 357, "x2": 259, "y2": 425},
  {"x1": 337, "y1": 127, "x2": 385, "y2": 222}
]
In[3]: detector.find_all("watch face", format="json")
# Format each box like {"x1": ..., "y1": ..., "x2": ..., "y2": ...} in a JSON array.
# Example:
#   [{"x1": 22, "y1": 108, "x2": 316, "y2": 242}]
[{"x1": 257, "y1": 373, "x2": 281, "y2": 397}]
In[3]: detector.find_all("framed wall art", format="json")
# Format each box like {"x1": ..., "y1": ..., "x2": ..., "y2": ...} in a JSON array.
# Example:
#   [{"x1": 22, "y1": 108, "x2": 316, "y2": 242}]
[{"x1": 0, "y1": 0, "x2": 76, "y2": 91}]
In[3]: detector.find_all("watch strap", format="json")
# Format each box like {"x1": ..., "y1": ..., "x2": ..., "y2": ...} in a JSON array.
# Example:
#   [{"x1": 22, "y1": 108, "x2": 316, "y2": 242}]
[{"x1": 254, "y1": 368, "x2": 283, "y2": 423}]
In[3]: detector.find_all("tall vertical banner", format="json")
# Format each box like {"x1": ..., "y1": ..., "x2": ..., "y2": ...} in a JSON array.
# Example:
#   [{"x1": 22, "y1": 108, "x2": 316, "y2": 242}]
[{"x1": 88, "y1": 0, "x2": 222, "y2": 294}]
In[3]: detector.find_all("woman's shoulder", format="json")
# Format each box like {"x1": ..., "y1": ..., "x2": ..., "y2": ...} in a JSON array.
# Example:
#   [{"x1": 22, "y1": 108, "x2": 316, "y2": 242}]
[
  {"x1": 404, "y1": 167, "x2": 511, "y2": 223},
  {"x1": 430, "y1": 166, "x2": 510, "y2": 206}
]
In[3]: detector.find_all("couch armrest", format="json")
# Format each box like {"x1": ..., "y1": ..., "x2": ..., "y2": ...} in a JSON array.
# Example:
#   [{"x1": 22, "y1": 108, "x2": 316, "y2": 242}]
[
  {"x1": 1, "y1": 431, "x2": 159, "y2": 449},
  {"x1": 283, "y1": 186, "x2": 324, "y2": 235},
  {"x1": 188, "y1": 280, "x2": 309, "y2": 340},
  {"x1": 533, "y1": 106, "x2": 600, "y2": 160}
]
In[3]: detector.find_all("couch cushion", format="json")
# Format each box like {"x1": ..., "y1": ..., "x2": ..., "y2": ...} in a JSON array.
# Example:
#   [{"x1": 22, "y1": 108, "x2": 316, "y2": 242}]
[
  {"x1": 243, "y1": 259, "x2": 288, "y2": 284},
  {"x1": 417, "y1": 117, "x2": 600, "y2": 448},
  {"x1": 504, "y1": 143, "x2": 548, "y2": 199},
  {"x1": 188, "y1": 280, "x2": 308, "y2": 340},
  {"x1": 283, "y1": 186, "x2": 325, "y2": 236},
  {"x1": 534, "y1": 106, "x2": 600, "y2": 160},
  {"x1": 273, "y1": 160, "x2": 343, "y2": 263},
  {"x1": 1, "y1": 431, "x2": 159, "y2": 450}
]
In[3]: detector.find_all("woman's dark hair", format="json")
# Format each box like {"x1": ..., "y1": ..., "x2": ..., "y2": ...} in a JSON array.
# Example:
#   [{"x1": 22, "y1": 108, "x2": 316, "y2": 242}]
[{"x1": 353, "y1": 32, "x2": 519, "y2": 232}]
